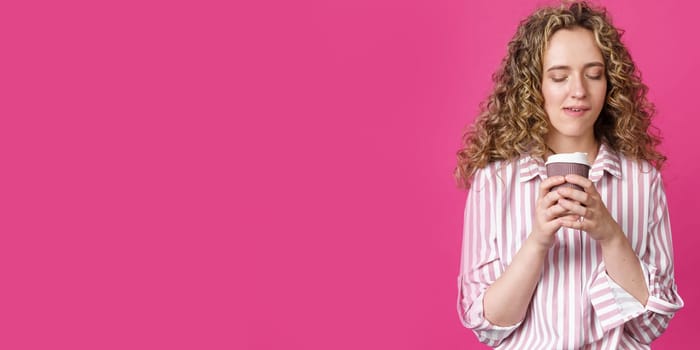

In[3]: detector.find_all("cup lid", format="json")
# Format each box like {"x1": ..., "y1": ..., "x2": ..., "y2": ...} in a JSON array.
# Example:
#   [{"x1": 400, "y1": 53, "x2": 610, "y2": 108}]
[{"x1": 545, "y1": 152, "x2": 590, "y2": 166}]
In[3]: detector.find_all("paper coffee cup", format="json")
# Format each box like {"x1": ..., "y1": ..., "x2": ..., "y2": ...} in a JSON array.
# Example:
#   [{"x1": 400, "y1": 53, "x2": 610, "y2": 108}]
[{"x1": 545, "y1": 152, "x2": 590, "y2": 191}]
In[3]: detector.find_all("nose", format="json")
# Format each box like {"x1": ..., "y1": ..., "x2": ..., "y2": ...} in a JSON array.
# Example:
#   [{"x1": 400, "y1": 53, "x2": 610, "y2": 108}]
[{"x1": 571, "y1": 76, "x2": 587, "y2": 99}]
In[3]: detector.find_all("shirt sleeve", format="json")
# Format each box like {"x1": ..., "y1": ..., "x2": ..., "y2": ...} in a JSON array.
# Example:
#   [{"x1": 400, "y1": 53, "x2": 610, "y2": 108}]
[
  {"x1": 456, "y1": 166, "x2": 521, "y2": 347},
  {"x1": 589, "y1": 171, "x2": 684, "y2": 342}
]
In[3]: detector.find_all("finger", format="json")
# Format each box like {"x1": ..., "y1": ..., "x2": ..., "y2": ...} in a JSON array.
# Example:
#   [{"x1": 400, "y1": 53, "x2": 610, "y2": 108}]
[
  {"x1": 560, "y1": 213, "x2": 581, "y2": 222},
  {"x1": 545, "y1": 204, "x2": 569, "y2": 220},
  {"x1": 552, "y1": 205, "x2": 581, "y2": 221},
  {"x1": 557, "y1": 198, "x2": 587, "y2": 217},
  {"x1": 540, "y1": 190, "x2": 564, "y2": 210},
  {"x1": 539, "y1": 176, "x2": 566, "y2": 199},
  {"x1": 556, "y1": 186, "x2": 590, "y2": 205},
  {"x1": 560, "y1": 217, "x2": 586, "y2": 230},
  {"x1": 543, "y1": 217, "x2": 564, "y2": 233},
  {"x1": 564, "y1": 174, "x2": 595, "y2": 193}
]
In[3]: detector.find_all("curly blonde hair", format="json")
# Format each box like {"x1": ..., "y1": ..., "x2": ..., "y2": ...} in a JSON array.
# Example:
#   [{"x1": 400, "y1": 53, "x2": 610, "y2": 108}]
[{"x1": 455, "y1": 1, "x2": 665, "y2": 189}]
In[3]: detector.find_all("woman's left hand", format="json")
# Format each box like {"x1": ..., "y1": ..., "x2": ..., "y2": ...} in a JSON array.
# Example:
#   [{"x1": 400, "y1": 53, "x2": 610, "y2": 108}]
[{"x1": 556, "y1": 174, "x2": 623, "y2": 241}]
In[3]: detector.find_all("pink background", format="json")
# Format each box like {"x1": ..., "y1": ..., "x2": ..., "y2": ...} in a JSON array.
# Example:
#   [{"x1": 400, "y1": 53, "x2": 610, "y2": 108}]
[{"x1": 0, "y1": 0, "x2": 696, "y2": 349}]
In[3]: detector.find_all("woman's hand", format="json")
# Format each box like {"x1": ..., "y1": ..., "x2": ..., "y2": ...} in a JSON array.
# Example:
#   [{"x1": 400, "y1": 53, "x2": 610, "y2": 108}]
[
  {"x1": 530, "y1": 176, "x2": 578, "y2": 250},
  {"x1": 556, "y1": 174, "x2": 624, "y2": 242}
]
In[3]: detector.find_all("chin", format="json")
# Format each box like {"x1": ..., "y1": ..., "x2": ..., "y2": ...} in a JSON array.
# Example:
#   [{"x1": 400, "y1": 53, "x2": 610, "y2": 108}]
[
  {"x1": 562, "y1": 131, "x2": 588, "y2": 137},
  {"x1": 549, "y1": 127, "x2": 588, "y2": 139}
]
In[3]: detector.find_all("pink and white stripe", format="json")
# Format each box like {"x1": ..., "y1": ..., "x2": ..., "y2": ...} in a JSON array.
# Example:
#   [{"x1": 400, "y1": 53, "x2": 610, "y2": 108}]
[{"x1": 457, "y1": 143, "x2": 684, "y2": 349}]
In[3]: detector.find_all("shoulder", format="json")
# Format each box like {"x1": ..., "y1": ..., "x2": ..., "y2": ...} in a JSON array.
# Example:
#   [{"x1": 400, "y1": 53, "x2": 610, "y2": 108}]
[
  {"x1": 474, "y1": 159, "x2": 520, "y2": 177},
  {"x1": 618, "y1": 153, "x2": 660, "y2": 180},
  {"x1": 616, "y1": 154, "x2": 665, "y2": 194},
  {"x1": 471, "y1": 158, "x2": 523, "y2": 190}
]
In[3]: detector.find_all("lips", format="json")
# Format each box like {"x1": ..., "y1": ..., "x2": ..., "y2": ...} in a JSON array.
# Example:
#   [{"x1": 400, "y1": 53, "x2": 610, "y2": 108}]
[
  {"x1": 562, "y1": 106, "x2": 590, "y2": 117},
  {"x1": 563, "y1": 106, "x2": 590, "y2": 112}
]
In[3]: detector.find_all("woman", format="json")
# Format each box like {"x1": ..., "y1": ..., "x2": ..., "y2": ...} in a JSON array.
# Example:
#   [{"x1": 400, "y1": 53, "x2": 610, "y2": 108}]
[{"x1": 455, "y1": 2, "x2": 683, "y2": 349}]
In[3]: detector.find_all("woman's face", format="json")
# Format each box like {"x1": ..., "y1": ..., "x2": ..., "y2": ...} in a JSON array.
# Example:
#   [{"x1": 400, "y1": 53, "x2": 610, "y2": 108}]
[{"x1": 541, "y1": 27, "x2": 607, "y2": 144}]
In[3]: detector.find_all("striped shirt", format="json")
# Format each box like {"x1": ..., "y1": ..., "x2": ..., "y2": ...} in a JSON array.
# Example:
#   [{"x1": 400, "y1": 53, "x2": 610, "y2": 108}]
[{"x1": 457, "y1": 143, "x2": 684, "y2": 349}]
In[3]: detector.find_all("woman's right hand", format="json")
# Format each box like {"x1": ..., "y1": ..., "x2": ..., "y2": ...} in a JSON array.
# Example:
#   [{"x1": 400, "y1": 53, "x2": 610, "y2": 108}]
[{"x1": 530, "y1": 176, "x2": 577, "y2": 250}]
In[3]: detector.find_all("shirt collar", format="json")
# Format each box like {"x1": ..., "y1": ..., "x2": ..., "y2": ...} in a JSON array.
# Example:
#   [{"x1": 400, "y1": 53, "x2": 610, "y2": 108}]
[{"x1": 518, "y1": 142, "x2": 622, "y2": 183}]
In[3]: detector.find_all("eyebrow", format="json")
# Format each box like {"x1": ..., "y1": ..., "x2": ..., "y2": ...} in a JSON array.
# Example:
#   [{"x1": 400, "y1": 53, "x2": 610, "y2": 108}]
[{"x1": 546, "y1": 62, "x2": 605, "y2": 72}]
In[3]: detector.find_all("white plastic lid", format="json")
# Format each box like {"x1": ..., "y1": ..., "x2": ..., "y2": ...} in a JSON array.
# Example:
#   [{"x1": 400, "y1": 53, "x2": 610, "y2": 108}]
[{"x1": 545, "y1": 152, "x2": 590, "y2": 166}]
